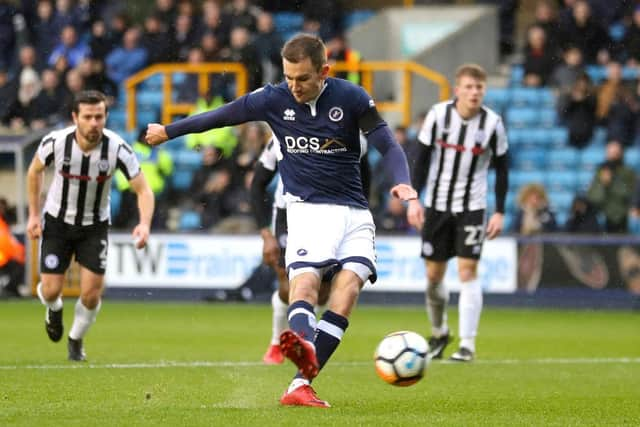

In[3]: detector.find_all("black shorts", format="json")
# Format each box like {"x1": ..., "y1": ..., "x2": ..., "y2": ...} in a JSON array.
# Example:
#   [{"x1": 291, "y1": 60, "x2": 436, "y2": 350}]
[
  {"x1": 274, "y1": 207, "x2": 287, "y2": 268},
  {"x1": 420, "y1": 208, "x2": 486, "y2": 261},
  {"x1": 40, "y1": 213, "x2": 109, "y2": 275}
]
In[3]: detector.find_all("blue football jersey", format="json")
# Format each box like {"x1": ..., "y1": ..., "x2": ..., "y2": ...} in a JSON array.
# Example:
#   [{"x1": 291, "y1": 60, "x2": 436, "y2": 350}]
[{"x1": 240, "y1": 77, "x2": 372, "y2": 208}]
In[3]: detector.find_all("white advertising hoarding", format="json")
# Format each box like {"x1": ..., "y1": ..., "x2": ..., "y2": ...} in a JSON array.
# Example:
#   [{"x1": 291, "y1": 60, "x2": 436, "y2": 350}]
[{"x1": 106, "y1": 234, "x2": 517, "y2": 293}]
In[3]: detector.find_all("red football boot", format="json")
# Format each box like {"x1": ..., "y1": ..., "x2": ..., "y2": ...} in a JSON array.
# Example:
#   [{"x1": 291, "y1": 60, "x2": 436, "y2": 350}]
[
  {"x1": 279, "y1": 330, "x2": 319, "y2": 380},
  {"x1": 280, "y1": 385, "x2": 330, "y2": 408},
  {"x1": 262, "y1": 344, "x2": 284, "y2": 364}
]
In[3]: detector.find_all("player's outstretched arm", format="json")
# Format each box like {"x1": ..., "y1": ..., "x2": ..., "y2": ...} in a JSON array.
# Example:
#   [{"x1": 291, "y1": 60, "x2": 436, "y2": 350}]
[
  {"x1": 128, "y1": 172, "x2": 154, "y2": 249},
  {"x1": 26, "y1": 156, "x2": 46, "y2": 240}
]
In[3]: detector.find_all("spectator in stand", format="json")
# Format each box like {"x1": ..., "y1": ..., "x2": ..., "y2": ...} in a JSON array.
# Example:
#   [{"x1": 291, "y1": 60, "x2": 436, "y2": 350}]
[
  {"x1": 559, "y1": 0, "x2": 611, "y2": 64},
  {"x1": 253, "y1": 11, "x2": 284, "y2": 85},
  {"x1": 88, "y1": 19, "x2": 115, "y2": 62},
  {"x1": 529, "y1": 0, "x2": 562, "y2": 62},
  {"x1": 14, "y1": 45, "x2": 41, "y2": 85},
  {"x1": 153, "y1": 0, "x2": 177, "y2": 32},
  {"x1": 632, "y1": 176, "x2": 640, "y2": 219},
  {"x1": 31, "y1": 0, "x2": 59, "y2": 65},
  {"x1": 596, "y1": 61, "x2": 628, "y2": 122},
  {"x1": 213, "y1": 169, "x2": 258, "y2": 233},
  {"x1": 51, "y1": 0, "x2": 81, "y2": 34},
  {"x1": 586, "y1": 140, "x2": 637, "y2": 233},
  {"x1": 196, "y1": 168, "x2": 233, "y2": 229},
  {"x1": 60, "y1": 67, "x2": 84, "y2": 122},
  {"x1": 224, "y1": 0, "x2": 260, "y2": 32},
  {"x1": 0, "y1": 68, "x2": 18, "y2": 125},
  {"x1": 141, "y1": 13, "x2": 174, "y2": 64},
  {"x1": 557, "y1": 71, "x2": 596, "y2": 148},
  {"x1": 478, "y1": 0, "x2": 520, "y2": 59},
  {"x1": 623, "y1": 6, "x2": 640, "y2": 66},
  {"x1": 3, "y1": 67, "x2": 42, "y2": 131},
  {"x1": 78, "y1": 57, "x2": 118, "y2": 103},
  {"x1": 326, "y1": 33, "x2": 362, "y2": 85},
  {"x1": 222, "y1": 26, "x2": 263, "y2": 91},
  {"x1": 522, "y1": 25, "x2": 557, "y2": 87},
  {"x1": 550, "y1": 45, "x2": 584, "y2": 92},
  {"x1": 30, "y1": 68, "x2": 65, "y2": 127},
  {"x1": 0, "y1": 205, "x2": 25, "y2": 298},
  {"x1": 171, "y1": 13, "x2": 199, "y2": 62},
  {"x1": 565, "y1": 195, "x2": 602, "y2": 233},
  {"x1": 378, "y1": 196, "x2": 411, "y2": 234},
  {"x1": 106, "y1": 11, "x2": 131, "y2": 49},
  {"x1": 0, "y1": 2, "x2": 18, "y2": 70},
  {"x1": 596, "y1": 62, "x2": 638, "y2": 145},
  {"x1": 512, "y1": 183, "x2": 558, "y2": 235},
  {"x1": 200, "y1": 0, "x2": 231, "y2": 48},
  {"x1": 105, "y1": 27, "x2": 148, "y2": 84},
  {"x1": 48, "y1": 24, "x2": 90, "y2": 68},
  {"x1": 189, "y1": 145, "x2": 231, "y2": 196},
  {"x1": 301, "y1": 0, "x2": 344, "y2": 41}
]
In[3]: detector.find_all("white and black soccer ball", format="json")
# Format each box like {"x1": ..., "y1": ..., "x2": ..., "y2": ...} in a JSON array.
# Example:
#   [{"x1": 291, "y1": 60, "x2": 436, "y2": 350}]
[{"x1": 374, "y1": 331, "x2": 429, "y2": 386}]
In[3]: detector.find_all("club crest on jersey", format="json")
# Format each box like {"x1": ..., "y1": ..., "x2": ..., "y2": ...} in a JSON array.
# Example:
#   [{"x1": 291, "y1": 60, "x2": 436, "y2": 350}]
[
  {"x1": 328, "y1": 106, "x2": 344, "y2": 122},
  {"x1": 283, "y1": 108, "x2": 296, "y2": 121},
  {"x1": 98, "y1": 159, "x2": 109, "y2": 172},
  {"x1": 475, "y1": 130, "x2": 486, "y2": 143}
]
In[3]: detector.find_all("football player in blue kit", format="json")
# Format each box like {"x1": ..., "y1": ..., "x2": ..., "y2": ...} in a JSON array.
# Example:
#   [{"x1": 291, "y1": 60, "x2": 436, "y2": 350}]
[{"x1": 145, "y1": 33, "x2": 417, "y2": 408}]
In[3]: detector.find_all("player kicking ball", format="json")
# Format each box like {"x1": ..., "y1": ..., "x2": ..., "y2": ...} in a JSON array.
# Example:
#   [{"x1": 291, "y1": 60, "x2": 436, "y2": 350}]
[{"x1": 145, "y1": 34, "x2": 416, "y2": 407}]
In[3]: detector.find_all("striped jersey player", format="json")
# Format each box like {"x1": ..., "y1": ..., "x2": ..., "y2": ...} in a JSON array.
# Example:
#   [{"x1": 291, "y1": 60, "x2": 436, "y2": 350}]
[
  {"x1": 145, "y1": 34, "x2": 417, "y2": 408},
  {"x1": 27, "y1": 90, "x2": 154, "y2": 363},
  {"x1": 407, "y1": 64, "x2": 509, "y2": 364}
]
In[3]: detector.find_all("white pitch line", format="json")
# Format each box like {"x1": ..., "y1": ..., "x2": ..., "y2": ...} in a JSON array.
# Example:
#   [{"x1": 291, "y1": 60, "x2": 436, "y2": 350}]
[{"x1": 0, "y1": 357, "x2": 639, "y2": 370}]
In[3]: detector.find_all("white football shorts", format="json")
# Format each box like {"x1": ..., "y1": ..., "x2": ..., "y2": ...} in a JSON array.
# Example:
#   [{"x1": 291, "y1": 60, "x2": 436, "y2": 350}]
[{"x1": 285, "y1": 202, "x2": 377, "y2": 284}]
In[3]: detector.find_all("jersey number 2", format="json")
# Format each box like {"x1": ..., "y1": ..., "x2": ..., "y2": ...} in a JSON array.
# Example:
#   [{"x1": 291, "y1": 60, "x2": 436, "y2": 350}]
[{"x1": 463, "y1": 225, "x2": 484, "y2": 246}]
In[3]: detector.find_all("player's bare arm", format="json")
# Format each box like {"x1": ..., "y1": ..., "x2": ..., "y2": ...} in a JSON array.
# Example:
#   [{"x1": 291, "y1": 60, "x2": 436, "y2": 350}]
[
  {"x1": 260, "y1": 228, "x2": 280, "y2": 268},
  {"x1": 486, "y1": 212, "x2": 504, "y2": 240},
  {"x1": 128, "y1": 172, "x2": 154, "y2": 249},
  {"x1": 26, "y1": 155, "x2": 46, "y2": 240},
  {"x1": 407, "y1": 199, "x2": 425, "y2": 231}
]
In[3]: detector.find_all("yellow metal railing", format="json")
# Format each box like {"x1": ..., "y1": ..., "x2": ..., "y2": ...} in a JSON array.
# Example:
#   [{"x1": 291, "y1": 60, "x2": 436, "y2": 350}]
[
  {"x1": 330, "y1": 61, "x2": 450, "y2": 127},
  {"x1": 124, "y1": 63, "x2": 248, "y2": 131},
  {"x1": 125, "y1": 61, "x2": 448, "y2": 130}
]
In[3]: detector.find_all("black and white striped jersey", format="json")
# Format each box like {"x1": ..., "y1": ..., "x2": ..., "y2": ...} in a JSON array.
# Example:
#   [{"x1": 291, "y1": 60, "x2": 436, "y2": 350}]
[
  {"x1": 417, "y1": 101, "x2": 508, "y2": 213},
  {"x1": 36, "y1": 126, "x2": 141, "y2": 226}
]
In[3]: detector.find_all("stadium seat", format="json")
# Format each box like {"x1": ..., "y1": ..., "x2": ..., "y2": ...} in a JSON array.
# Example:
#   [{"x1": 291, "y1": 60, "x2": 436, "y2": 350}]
[
  {"x1": 484, "y1": 88, "x2": 510, "y2": 113},
  {"x1": 512, "y1": 148, "x2": 546, "y2": 170},
  {"x1": 343, "y1": 10, "x2": 375, "y2": 29},
  {"x1": 547, "y1": 147, "x2": 579, "y2": 170},
  {"x1": 547, "y1": 127, "x2": 569, "y2": 147},
  {"x1": 178, "y1": 210, "x2": 201, "y2": 230},
  {"x1": 140, "y1": 73, "x2": 163, "y2": 91},
  {"x1": 580, "y1": 146, "x2": 604, "y2": 171},
  {"x1": 609, "y1": 22, "x2": 626, "y2": 42},
  {"x1": 539, "y1": 88, "x2": 556, "y2": 108},
  {"x1": 545, "y1": 170, "x2": 578, "y2": 192},
  {"x1": 175, "y1": 150, "x2": 202, "y2": 169},
  {"x1": 509, "y1": 65, "x2": 524, "y2": 87},
  {"x1": 554, "y1": 211, "x2": 568, "y2": 228},
  {"x1": 509, "y1": 87, "x2": 541, "y2": 107},
  {"x1": 590, "y1": 126, "x2": 607, "y2": 146},
  {"x1": 171, "y1": 169, "x2": 194, "y2": 191},
  {"x1": 586, "y1": 65, "x2": 607, "y2": 84},
  {"x1": 509, "y1": 170, "x2": 546, "y2": 191},
  {"x1": 506, "y1": 107, "x2": 539, "y2": 128},
  {"x1": 622, "y1": 66, "x2": 639, "y2": 80},
  {"x1": 507, "y1": 128, "x2": 528, "y2": 146},
  {"x1": 548, "y1": 191, "x2": 575, "y2": 216},
  {"x1": 624, "y1": 148, "x2": 640, "y2": 169},
  {"x1": 137, "y1": 110, "x2": 158, "y2": 127},
  {"x1": 576, "y1": 170, "x2": 593, "y2": 192},
  {"x1": 137, "y1": 90, "x2": 164, "y2": 109},
  {"x1": 539, "y1": 108, "x2": 557, "y2": 128},
  {"x1": 107, "y1": 109, "x2": 126, "y2": 129},
  {"x1": 273, "y1": 12, "x2": 304, "y2": 34}
]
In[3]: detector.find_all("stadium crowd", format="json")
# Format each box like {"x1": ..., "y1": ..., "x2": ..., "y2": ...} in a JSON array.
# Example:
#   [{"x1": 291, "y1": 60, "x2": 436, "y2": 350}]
[{"x1": 0, "y1": 0, "x2": 639, "y2": 234}]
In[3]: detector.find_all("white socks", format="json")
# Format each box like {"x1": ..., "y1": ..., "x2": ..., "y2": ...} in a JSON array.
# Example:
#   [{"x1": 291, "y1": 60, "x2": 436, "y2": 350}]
[
  {"x1": 36, "y1": 282, "x2": 63, "y2": 311},
  {"x1": 271, "y1": 291, "x2": 288, "y2": 345},
  {"x1": 287, "y1": 377, "x2": 309, "y2": 393},
  {"x1": 458, "y1": 278, "x2": 483, "y2": 353},
  {"x1": 426, "y1": 281, "x2": 449, "y2": 337},
  {"x1": 69, "y1": 299, "x2": 101, "y2": 340}
]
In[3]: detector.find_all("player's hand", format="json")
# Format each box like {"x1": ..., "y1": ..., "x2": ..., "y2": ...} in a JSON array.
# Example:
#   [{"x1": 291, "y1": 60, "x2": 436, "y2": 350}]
[
  {"x1": 132, "y1": 223, "x2": 150, "y2": 249},
  {"x1": 145, "y1": 123, "x2": 169, "y2": 146},
  {"x1": 261, "y1": 229, "x2": 280, "y2": 267},
  {"x1": 486, "y1": 213, "x2": 504, "y2": 240},
  {"x1": 26, "y1": 215, "x2": 42, "y2": 240},
  {"x1": 406, "y1": 199, "x2": 424, "y2": 231},
  {"x1": 390, "y1": 183, "x2": 418, "y2": 201}
]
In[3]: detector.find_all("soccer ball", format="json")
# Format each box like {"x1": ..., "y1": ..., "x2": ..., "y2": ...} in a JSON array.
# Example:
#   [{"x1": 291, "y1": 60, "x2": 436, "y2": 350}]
[{"x1": 374, "y1": 331, "x2": 429, "y2": 386}]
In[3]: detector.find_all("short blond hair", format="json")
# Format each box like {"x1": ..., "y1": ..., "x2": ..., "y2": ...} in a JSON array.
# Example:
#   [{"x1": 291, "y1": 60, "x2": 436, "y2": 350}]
[{"x1": 455, "y1": 63, "x2": 487, "y2": 83}]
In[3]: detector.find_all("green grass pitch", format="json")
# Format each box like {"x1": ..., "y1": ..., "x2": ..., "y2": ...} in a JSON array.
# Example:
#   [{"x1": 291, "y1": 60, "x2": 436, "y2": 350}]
[{"x1": 1, "y1": 299, "x2": 639, "y2": 426}]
